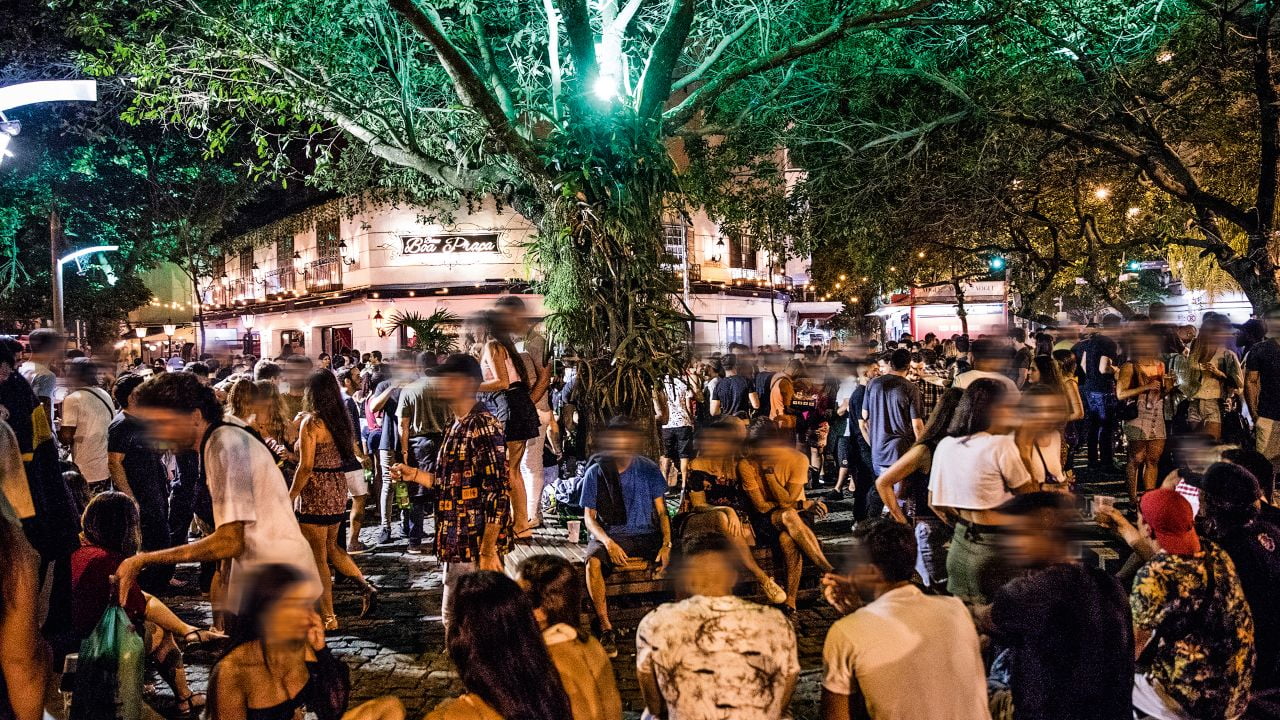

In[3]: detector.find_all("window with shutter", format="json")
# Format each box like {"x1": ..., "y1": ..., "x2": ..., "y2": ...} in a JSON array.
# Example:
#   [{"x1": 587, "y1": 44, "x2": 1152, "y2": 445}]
[
  {"x1": 662, "y1": 222, "x2": 687, "y2": 264},
  {"x1": 316, "y1": 218, "x2": 341, "y2": 259},
  {"x1": 728, "y1": 232, "x2": 755, "y2": 270},
  {"x1": 276, "y1": 235, "x2": 293, "y2": 270}
]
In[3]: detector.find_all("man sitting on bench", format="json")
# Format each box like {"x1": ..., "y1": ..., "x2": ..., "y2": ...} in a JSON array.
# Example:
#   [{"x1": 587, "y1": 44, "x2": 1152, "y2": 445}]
[{"x1": 581, "y1": 416, "x2": 672, "y2": 658}]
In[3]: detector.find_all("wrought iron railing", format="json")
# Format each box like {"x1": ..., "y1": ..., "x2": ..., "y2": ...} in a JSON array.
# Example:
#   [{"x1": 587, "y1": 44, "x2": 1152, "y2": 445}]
[
  {"x1": 264, "y1": 267, "x2": 297, "y2": 297},
  {"x1": 305, "y1": 256, "x2": 344, "y2": 293}
]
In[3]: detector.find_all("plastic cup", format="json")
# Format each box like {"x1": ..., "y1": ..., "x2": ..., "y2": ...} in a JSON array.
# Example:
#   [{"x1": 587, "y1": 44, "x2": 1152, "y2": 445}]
[
  {"x1": 1095, "y1": 495, "x2": 1116, "y2": 513},
  {"x1": 567, "y1": 520, "x2": 582, "y2": 543}
]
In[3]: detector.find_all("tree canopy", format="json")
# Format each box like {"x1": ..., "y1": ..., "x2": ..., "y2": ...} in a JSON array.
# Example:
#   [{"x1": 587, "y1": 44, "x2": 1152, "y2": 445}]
[
  {"x1": 72, "y1": 0, "x2": 969, "y2": 420},
  {"x1": 0, "y1": 0, "x2": 262, "y2": 344},
  {"x1": 723, "y1": 0, "x2": 1280, "y2": 316}
]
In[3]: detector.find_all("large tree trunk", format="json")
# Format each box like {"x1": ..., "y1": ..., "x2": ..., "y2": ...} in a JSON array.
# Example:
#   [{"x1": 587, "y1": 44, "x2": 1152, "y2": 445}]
[{"x1": 528, "y1": 125, "x2": 691, "y2": 447}]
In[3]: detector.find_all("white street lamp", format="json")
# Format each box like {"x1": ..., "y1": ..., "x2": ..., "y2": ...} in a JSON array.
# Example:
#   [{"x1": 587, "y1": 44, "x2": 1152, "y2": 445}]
[
  {"x1": 0, "y1": 80, "x2": 97, "y2": 168},
  {"x1": 53, "y1": 244, "x2": 118, "y2": 336}
]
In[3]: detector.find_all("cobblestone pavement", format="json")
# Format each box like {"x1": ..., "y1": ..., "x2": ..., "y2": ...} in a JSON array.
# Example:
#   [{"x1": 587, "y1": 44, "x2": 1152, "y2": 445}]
[{"x1": 159, "y1": 498, "x2": 859, "y2": 720}]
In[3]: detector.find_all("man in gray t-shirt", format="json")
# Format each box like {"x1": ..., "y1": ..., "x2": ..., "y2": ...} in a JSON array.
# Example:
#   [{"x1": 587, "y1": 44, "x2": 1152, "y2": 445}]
[{"x1": 861, "y1": 348, "x2": 925, "y2": 476}]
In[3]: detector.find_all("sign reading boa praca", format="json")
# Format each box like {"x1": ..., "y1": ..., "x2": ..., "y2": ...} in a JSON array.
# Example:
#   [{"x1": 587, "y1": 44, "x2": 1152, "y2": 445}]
[{"x1": 400, "y1": 233, "x2": 500, "y2": 255}]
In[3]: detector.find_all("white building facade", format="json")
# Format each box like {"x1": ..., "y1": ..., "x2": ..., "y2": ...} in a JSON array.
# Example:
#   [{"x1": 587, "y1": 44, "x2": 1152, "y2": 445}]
[{"x1": 196, "y1": 197, "x2": 838, "y2": 358}]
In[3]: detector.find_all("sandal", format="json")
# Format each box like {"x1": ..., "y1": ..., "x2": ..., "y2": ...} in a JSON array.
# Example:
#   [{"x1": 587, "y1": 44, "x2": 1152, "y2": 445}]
[
  {"x1": 323, "y1": 614, "x2": 340, "y2": 631},
  {"x1": 180, "y1": 628, "x2": 227, "y2": 649},
  {"x1": 174, "y1": 692, "x2": 206, "y2": 718},
  {"x1": 359, "y1": 581, "x2": 381, "y2": 619}
]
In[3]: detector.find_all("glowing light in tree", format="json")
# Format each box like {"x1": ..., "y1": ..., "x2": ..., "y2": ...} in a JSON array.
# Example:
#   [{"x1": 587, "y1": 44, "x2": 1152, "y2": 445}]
[
  {"x1": 592, "y1": 75, "x2": 617, "y2": 101},
  {"x1": 1093, "y1": 186, "x2": 1112, "y2": 201}
]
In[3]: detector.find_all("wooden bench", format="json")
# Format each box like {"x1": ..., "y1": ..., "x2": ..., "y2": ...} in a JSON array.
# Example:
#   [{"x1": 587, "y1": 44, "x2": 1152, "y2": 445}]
[{"x1": 506, "y1": 537, "x2": 824, "y2": 601}]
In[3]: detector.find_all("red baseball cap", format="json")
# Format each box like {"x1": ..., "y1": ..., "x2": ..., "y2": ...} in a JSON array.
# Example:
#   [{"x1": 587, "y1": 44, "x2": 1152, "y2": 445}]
[{"x1": 1140, "y1": 488, "x2": 1201, "y2": 556}]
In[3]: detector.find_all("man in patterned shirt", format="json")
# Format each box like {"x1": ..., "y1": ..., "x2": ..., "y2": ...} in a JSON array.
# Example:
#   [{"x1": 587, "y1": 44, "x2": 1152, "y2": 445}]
[
  {"x1": 392, "y1": 353, "x2": 511, "y2": 628},
  {"x1": 1131, "y1": 488, "x2": 1254, "y2": 720},
  {"x1": 638, "y1": 533, "x2": 798, "y2": 720}
]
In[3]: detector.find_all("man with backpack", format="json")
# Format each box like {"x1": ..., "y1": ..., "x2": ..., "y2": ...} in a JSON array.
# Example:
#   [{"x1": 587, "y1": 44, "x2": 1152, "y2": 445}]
[
  {"x1": 114, "y1": 372, "x2": 321, "y2": 613},
  {"x1": 58, "y1": 357, "x2": 114, "y2": 492}
]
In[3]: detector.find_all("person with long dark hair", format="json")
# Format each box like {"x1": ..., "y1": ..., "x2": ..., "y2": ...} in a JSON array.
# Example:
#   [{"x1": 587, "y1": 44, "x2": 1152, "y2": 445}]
[
  {"x1": 516, "y1": 555, "x2": 622, "y2": 720},
  {"x1": 289, "y1": 370, "x2": 378, "y2": 630},
  {"x1": 345, "y1": 571, "x2": 573, "y2": 720},
  {"x1": 927, "y1": 378, "x2": 1037, "y2": 603},
  {"x1": 1172, "y1": 316, "x2": 1242, "y2": 441},
  {"x1": 872, "y1": 387, "x2": 963, "y2": 590},
  {"x1": 475, "y1": 310, "x2": 539, "y2": 538},
  {"x1": 207, "y1": 563, "x2": 349, "y2": 720}
]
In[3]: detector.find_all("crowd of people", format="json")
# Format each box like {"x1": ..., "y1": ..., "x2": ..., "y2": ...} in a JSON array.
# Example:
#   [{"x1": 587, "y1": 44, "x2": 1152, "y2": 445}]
[{"x1": 2, "y1": 300, "x2": 1280, "y2": 720}]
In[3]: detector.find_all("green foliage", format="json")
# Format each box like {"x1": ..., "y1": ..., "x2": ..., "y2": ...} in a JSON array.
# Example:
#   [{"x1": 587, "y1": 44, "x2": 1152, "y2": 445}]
[
  {"x1": 65, "y1": 0, "x2": 974, "y2": 420},
  {"x1": 757, "y1": 0, "x2": 1280, "y2": 314},
  {"x1": 527, "y1": 111, "x2": 690, "y2": 427},
  {"x1": 389, "y1": 308, "x2": 461, "y2": 354},
  {"x1": 0, "y1": 2, "x2": 262, "y2": 345}
]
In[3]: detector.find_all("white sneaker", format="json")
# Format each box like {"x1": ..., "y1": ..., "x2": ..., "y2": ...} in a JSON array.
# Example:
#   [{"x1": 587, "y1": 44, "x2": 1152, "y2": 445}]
[{"x1": 761, "y1": 577, "x2": 788, "y2": 605}]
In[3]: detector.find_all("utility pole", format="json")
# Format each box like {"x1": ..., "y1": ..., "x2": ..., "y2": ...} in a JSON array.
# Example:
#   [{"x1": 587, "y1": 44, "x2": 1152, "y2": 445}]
[{"x1": 50, "y1": 209, "x2": 63, "y2": 334}]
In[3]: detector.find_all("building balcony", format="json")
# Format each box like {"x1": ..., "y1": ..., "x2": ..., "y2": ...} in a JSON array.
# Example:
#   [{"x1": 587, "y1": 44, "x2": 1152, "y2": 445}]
[
  {"x1": 304, "y1": 256, "x2": 344, "y2": 293},
  {"x1": 263, "y1": 267, "x2": 297, "y2": 298}
]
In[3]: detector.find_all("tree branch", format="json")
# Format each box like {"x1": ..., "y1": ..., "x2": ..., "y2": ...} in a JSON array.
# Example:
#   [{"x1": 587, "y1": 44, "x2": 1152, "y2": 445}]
[
  {"x1": 663, "y1": 0, "x2": 948, "y2": 129},
  {"x1": 1252, "y1": 3, "x2": 1280, "y2": 238},
  {"x1": 671, "y1": 16, "x2": 759, "y2": 92},
  {"x1": 542, "y1": 0, "x2": 563, "y2": 117},
  {"x1": 555, "y1": 0, "x2": 597, "y2": 98},
  {"x1": 468, "y1": 13, "x2": 516, "y2": 119},
  {"x1": 320, "y1": 105, "x2": 476, "y2": 189},
  {"x1": 610, "y1": 0, "x2": 644, "y2": 35},
  {"x1": 638, "y1": 0, "x2": 695, "y2": 119},
  {"x1": 997, "y1": 111, "x2": 1254, "y2": 230},
  {"x1": 388, "y1": 0, "x2": 546, "y2": 180}
]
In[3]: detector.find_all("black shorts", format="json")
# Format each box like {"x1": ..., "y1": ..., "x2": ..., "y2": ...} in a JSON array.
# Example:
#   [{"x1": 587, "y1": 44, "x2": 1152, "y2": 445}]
[
  {"x1": 584, "y1": 532, "x2": 664, "y2": 575},
  {"x1": 661, "y1": 426, "x2": 695, "y2": 461},
  {"x1": 481, "y1": 384, "x2": 539, "y2": 442}
]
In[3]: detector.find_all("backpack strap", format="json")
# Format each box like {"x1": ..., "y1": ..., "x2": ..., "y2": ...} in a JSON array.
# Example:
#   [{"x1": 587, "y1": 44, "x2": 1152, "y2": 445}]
[
  {"x1": 199, "y1": 420, "x2": 273, "y2": 485},
  {"x1": 68, "y1": 387, "x2": 114, "y2": 417}
]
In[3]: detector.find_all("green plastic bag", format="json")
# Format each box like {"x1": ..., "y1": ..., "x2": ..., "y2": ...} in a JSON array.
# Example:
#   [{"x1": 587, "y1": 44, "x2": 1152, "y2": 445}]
[{"x1": 69, "y1": 603, "x2": 144, "y2": 720}]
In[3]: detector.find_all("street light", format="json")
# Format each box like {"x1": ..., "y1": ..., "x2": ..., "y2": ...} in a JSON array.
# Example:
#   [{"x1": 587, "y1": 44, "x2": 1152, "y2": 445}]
[
  {"x1": 0, "y1": 80, "x2": 97, "y2": 168},
  {"x1": 134, "y1": 326, "x2": 146, "y2": 363},
  {"x1": 163, "y1": 321, "x2": 177, "y2": 361},
  {"x1": 53, "y1": 245, "x2": 119, "y2": 336}
]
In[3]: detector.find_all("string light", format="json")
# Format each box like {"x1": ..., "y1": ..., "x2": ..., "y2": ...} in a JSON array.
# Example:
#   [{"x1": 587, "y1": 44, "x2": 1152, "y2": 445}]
[
  {"x1": 1093, "y1": 186, "x2": 1112, "y2": 201},
  {"x1": 917, "y1": 251, "x2": 926, "y2": 259},
  {"x1": 1127, "y1": 207, "x2": 1141, "y2": 218}
]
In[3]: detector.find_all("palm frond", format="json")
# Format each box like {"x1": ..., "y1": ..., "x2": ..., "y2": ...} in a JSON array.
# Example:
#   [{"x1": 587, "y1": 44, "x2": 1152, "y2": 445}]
[{"x1": 389, "y1": 309, "x2": 461, "y2": 355}]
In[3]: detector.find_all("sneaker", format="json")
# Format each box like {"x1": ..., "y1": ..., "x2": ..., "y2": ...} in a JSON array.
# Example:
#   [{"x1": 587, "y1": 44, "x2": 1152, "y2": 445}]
[
  {"x1": 760, "y1": 578, "x2": 787, "y2": 605},
  {"x1": 406, "y1": 542, "x2": 425, "y2": 555},
  {"x1": 599, "y1": 628, "x2": 619, "y2": 658},
  {"x1": 378, "y1": 526, "x2": 393, "y2": 545},
  {"x1": 347, "y1": 540, "x2": 370, "y2": 555}
]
